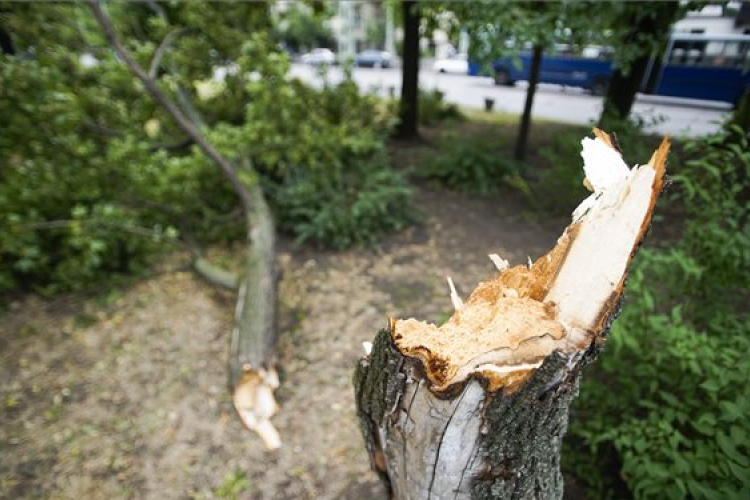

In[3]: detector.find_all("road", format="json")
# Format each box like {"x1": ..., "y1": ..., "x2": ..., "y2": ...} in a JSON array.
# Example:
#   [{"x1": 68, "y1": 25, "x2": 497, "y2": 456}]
[{"x1": 290, "y1": 63, "x2": 731, "y2": 138}]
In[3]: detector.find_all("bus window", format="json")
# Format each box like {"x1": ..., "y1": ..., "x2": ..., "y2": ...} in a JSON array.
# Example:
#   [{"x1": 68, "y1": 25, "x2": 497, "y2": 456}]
[
  {"x1": 671, "y1": 48, "x2": 686, "y2": 64},
  {"x1": 650, "y1": 34, "x2": 750, "y2": 104}
]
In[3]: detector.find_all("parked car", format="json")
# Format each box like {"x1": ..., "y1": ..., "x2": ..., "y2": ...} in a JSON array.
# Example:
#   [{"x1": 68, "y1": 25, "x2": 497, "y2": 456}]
[
  {"x1": 355, "y1": 50, "x2": 392, "y2": 68},
  {"x1": 301, "y1": 48, "x2": 336, "y2": 66},
  {"x1": 433, "y1": 53, "x2": 469, "y2": 74}
]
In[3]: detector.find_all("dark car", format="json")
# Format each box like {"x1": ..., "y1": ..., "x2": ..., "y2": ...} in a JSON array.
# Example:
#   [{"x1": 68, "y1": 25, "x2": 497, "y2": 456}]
[{"x1": 355, "y1": 50, "x2": 392, "y2": 68}]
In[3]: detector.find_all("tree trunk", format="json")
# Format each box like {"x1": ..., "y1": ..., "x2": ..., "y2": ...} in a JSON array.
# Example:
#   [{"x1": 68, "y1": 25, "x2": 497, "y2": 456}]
[
  {"x1": 355, "y1": 131, "x2": 671, "y2": 499},
  {"x1": 397, "y1": 0, "x2": 420, "y2": 140},
  {"x1": 599, "y1": 2, "x2": 679, "y2": 126},
  {"x1": 0, "y1": 26, "x2": 13, "y2": 55},
  {"x1": 728, "y1": 85, "x2": 750, "y2": 134},
  {"x1": 599, "y1": 54, "x2": 650, "y2": 127},
  {"x1": 515, "y1": 44, "x2": 543, "y2": 161}
]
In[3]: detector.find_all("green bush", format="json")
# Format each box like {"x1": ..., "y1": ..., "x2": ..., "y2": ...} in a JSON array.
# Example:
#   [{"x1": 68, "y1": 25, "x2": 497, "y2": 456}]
[
  {"x1": 274, "y1": 147, "x2": 414, "y2": 248},
  {"x1": 565, "y1": 126, "x2": 750, "y2": 500},
  {"x1": 419, "y1": 88, "x2": 463, "y2": 126},
  {"x1": 233, "y1": 63, "x2": 412, "y2": 248},
  {"x1": 424, "y1": 134, "x2": 518, "y2": 194}
]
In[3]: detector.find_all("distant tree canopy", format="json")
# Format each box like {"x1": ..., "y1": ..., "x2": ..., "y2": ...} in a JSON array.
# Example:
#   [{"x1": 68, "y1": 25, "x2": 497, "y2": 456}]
[
  {"x1": 272, "y1": 3, "x2": 334, "y2": 53},
  {"x1": 433, "y1": 1, "x2": 706, "y2": 135}
]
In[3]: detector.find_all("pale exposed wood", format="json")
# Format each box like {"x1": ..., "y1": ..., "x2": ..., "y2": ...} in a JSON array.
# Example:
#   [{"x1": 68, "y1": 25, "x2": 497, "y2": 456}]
[
  {"x1": 391, "y1": 131, "x2": 669, "y2": 394},
  {"x1": 355, "y1": 131, "x2": 670, "y2": 500}
]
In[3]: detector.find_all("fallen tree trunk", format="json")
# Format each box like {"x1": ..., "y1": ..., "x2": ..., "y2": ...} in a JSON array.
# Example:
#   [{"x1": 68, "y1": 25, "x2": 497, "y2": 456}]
[
  {"x1": 355, "y1": 130, "x2": 670, "y2": 499},
  {"x1": 88, "y1": 1, "x2": 281, "y2": 449},
  {"x1": 231, "y1": 181, "x2": 281, "y2": 449}
]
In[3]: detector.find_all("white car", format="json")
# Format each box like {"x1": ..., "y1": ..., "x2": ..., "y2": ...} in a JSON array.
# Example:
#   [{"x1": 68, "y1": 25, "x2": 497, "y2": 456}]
[
  {"x1": 301, "y1": 48, "x2": 336, "y2": 66},
  {"x1": 433, "y1": 54, "x2": 469, "y2": 74}
]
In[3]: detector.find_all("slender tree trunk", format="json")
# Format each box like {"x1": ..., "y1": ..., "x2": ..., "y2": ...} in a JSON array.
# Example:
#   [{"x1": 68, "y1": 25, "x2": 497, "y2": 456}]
[
  {"x1": 0, "y1": 27, "x2": 13, "y2": 55},
  {"x1": 355, "y1": 131, "x2": 671, "y2": 499},
  {"x1": 599, "y1": 54, "x2": 650, "y2": 127},
  {"x1": 728, "y1": 85, "x2": 750, "y2": 134},
  {"x1": 397, "y1": 0, "x2": 420, "y2": 140},
  {"x1": 87, "y1": 0, "x2": 281, "y2": 448},
  {"x1": 599, "y1": 2, "x2": 679, "y2": 127},
  {"x1": 515, "y1": 44, "x2": 543, "y2": 161}
]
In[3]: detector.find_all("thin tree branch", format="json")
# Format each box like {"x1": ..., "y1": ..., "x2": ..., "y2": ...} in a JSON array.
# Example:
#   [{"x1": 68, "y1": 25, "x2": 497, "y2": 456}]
[
  {"x1": 148, "y1": 136, "x2": 194, "y2": 152},
  {"x1": 86, "y1": 0, "x2": 253, "y2": 215},
  {"x1": 148, "y1": 27, "x2": 187, "y2": 79}
]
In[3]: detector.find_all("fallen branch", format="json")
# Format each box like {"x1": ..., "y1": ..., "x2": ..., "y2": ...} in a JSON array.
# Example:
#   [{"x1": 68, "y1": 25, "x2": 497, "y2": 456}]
[
  {"x1": 88, "y1": 0, "x2": 280, "y2": 448},
  {"x1": 355, "y1": 129, "x2": 670, "y2": 499},
  {"x1": 193, "y1": 258, "x2": 239, "y2": 290}
]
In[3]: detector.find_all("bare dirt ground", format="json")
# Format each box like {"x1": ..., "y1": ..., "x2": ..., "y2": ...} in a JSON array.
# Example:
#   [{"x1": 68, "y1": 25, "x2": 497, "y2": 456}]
[{"x1": 0, "y1": 184, "x2": 566, "y2": 500}]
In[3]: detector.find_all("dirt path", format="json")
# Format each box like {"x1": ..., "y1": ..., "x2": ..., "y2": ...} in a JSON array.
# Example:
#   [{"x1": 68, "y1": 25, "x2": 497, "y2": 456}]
[{"x1": 0, "y1": 186, "x2": 563, "y2": 500}]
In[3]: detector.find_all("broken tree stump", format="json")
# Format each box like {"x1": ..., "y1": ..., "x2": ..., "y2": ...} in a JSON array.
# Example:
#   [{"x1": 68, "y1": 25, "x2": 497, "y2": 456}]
[{"x1": 354, "y1": 130, "x2": 670, "y2": 499}]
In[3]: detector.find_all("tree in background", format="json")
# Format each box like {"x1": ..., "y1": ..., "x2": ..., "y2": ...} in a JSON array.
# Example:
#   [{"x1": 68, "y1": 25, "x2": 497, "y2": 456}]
[
  {"x1": 598, "y1": 1, "x2": 684, "y2": 128},
  {"x1": 457, "y1": 1, "x2": 583, "y2": 161},
  {"x1": 272, "y1": 2, "x2": 334, "y2": 54},
  {"x1": 728, "y1": 85, "x2": 750, "y2": 134},
  {"x1": 397, "y1": 0, "x2": 420, "y2": 140}
]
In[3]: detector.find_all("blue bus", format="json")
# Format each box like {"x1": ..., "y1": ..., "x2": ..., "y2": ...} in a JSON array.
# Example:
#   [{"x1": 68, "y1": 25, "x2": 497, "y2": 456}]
[
  {"x1": 478, "y1": 44, "x2": 614, "y2": 95},
  {"x1": 647, "y1": 33, "x2": 750, "y2": 105},
  {"x1": 471, "y1": 34, "x2": 750, "y2": 105}
]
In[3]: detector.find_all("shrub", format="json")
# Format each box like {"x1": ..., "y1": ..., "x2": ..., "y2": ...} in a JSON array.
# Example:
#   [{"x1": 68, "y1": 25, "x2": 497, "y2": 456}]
[
  {"x1": 423, "y1": 134, "x2": 518, "y2": 194},
  {"x1": 419, "y1": 88, "x2": 463, "y2": 125},
  {"x1": 565, "y1": 126, "x2": 750, "y2": 500},
  {"x1": 234, "y1": 61, "x2": 413, "y2": 248},
  {"x1": 274, "y1": 147, "x2": 414, "y2": 248}
]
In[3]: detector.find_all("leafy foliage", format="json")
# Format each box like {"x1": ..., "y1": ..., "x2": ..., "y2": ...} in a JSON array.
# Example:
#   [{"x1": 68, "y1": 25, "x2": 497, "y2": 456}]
[
  {"x1": 418, "y1": 88, "x2": 463, "y2": 126},
  {"x1": 566, "y1": 126, "x2": 750, "y2": 500},
  {"x1": 215, "y1": 469, "x2": 252, "y2": 500},
  {"x1": 271, "y1": 2, "x2": 334, "y2": 54},
  {"x1": 423, "y1": 133, "x2": 518, "y2": 194},
  {"x1": 274, "y1": 146, "x2": 414, "y2": 248},
  {"x1": 0, "y1": 3, "x2": 412, "y2": 294}
]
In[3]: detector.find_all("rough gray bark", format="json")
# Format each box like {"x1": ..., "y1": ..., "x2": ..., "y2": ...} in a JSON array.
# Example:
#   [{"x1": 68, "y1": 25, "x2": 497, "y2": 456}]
[
  {"x1": 355, "y1": 131, "x2": 669, "y2": 499},
  {"x1": 355, "y1": 330, "x2": 597, "y2": 500}
]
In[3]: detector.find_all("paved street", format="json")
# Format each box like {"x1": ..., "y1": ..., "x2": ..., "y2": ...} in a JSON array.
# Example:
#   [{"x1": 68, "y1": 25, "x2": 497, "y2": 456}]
[{"x1": 290, "y1": 63, "x2": 731, "y2": 138}]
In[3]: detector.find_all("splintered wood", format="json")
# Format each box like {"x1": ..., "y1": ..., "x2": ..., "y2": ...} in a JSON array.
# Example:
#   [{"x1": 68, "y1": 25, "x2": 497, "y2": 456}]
[
  {"x1": 355, "y1": 130, "x2": 670, "y2": 500},
  {"x1": 392, "y1": 129, "x2": 669, "y2": 394}
]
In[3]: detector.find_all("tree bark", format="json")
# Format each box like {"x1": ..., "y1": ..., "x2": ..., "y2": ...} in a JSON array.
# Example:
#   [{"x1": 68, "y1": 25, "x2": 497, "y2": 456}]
[
  {"x1": 515, "y1": 44, "x2": 543, "y2": 161},
  {"x1": 355, "y1": 131, "x2": 671, "y2": 499},
  {"x1": 87, "y1": 1, "x2": 281, "y2": 448},
  {"x1": 0, "y1": 23, "x2": 14, "y2": 55},
  {"x1": 728, "y1": 85, "x2": 750, "y2": 134},
  {"x1": 599, "y1": 2, "x2": 679, "y2": 126},
  {"x1": 397, "y1": 0, "x2": 420, "y2": 140},
  {"x1": 599, "y1": 53, "x2": 650, "y2": 126}
]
